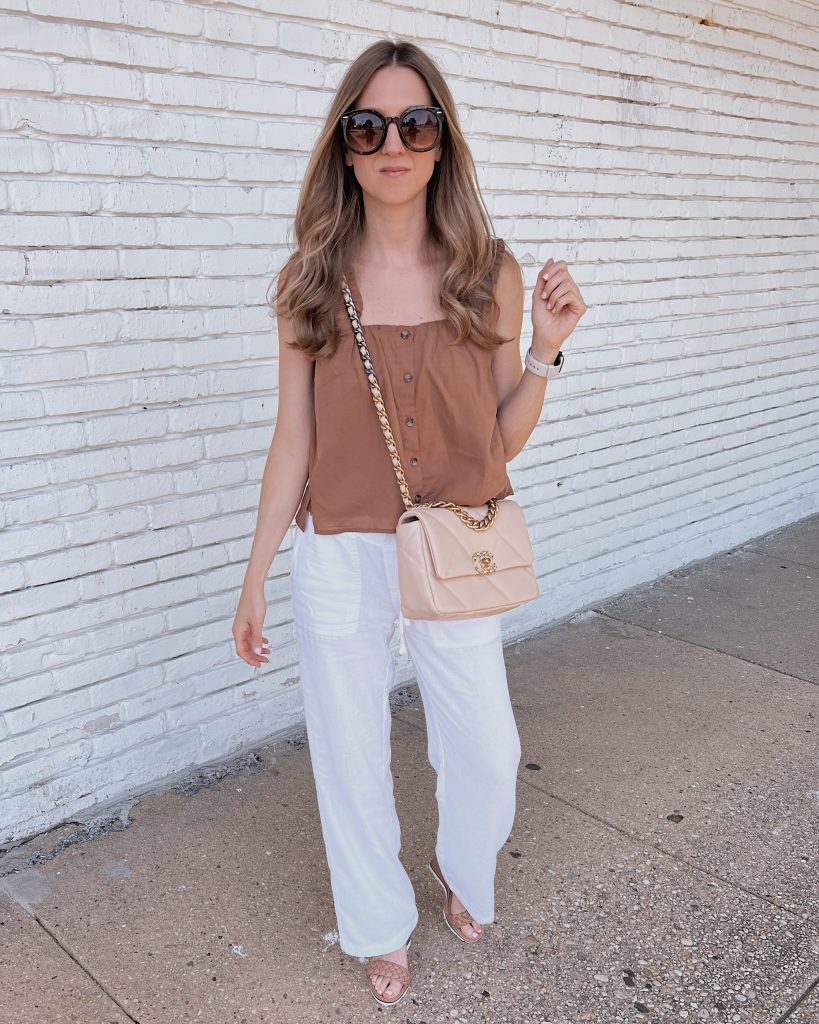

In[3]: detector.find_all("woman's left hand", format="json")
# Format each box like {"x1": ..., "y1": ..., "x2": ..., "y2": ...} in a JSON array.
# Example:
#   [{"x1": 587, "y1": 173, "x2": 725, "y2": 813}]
[{"x1": 531, "y1": 258, "x2": 587, "y2": 355}]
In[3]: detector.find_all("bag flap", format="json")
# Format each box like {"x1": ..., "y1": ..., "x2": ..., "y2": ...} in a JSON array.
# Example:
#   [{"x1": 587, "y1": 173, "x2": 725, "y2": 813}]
[{"x1": 397, "y1": 500, "x2": 534, "y2": 581}]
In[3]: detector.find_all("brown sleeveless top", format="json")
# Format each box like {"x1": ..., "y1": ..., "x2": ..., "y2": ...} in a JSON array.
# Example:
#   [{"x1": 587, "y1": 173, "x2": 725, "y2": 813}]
[{"x1": 294, "y1": 243, "x2": 514, "y2": 534}]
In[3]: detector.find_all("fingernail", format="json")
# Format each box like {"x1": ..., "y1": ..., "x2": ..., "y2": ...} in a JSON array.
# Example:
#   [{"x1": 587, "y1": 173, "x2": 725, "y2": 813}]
[{"x1": 254, "y1": 646, "x2": 261, "y2": 655}]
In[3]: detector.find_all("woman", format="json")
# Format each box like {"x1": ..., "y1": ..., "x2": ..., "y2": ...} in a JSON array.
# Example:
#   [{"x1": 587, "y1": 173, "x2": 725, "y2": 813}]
[{"x1": 233, "y1": 38, "x2": 586, "y2": 1008}]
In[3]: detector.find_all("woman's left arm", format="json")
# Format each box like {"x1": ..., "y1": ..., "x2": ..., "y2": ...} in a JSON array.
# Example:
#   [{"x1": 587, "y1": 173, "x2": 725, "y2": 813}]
[{"x1": 492, "y1": 253, "x2": 588, "y2": 461}]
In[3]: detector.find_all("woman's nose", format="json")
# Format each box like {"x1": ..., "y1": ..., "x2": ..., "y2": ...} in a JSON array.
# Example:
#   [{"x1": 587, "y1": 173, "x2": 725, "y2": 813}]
[{"x1": 383, "y1": 120, "x2": 405, "y2": 152}]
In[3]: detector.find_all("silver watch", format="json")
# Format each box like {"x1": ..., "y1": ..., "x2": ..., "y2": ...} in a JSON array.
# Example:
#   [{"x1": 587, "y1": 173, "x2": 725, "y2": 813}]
[{"x1": 525, "y1": 346, "x2": 564, "y2": 379}]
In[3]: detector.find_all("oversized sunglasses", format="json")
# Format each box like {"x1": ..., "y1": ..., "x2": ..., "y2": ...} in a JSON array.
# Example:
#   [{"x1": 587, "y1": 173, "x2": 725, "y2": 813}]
[{"x1": 340, "y1": 105, "x2": 445, "y2": 154}]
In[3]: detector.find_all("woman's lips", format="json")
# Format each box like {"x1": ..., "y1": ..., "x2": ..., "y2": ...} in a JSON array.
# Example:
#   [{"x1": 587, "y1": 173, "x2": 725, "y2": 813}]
[{"x1": 380, "y1": 169, "x2": 409, "y2": 177}]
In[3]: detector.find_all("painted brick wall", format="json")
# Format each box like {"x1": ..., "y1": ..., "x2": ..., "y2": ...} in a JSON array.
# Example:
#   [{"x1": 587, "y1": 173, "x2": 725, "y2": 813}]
[{"x1": 1, "y1": 1, "x2": 817, "y2": 846}]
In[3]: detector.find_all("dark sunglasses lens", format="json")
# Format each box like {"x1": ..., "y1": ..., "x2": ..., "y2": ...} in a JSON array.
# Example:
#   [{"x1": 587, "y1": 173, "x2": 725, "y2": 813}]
[
  {"x1": 401, "y1": 108, "x2": 441, "y2": 150},
  {"x1": 345, "y1": 111, "x2": 386, "y2": 153}
]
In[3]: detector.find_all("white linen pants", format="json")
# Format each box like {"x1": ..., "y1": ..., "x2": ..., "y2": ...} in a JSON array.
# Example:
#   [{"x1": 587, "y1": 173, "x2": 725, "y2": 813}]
[{"x1": 290, "y1": 510, "x2": 522, "y2": 958}]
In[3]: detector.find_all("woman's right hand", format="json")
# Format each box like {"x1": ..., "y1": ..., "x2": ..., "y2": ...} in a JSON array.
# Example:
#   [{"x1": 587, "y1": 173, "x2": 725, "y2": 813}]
[{"x1": 233, "y1": 584, "x2": 270, "y2": 668}]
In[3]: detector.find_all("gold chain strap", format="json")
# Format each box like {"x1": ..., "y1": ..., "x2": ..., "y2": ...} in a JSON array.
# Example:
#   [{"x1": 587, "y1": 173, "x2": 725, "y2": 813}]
[{"x1": 341, "y1": 279, "x2": 497, "y2": 532}]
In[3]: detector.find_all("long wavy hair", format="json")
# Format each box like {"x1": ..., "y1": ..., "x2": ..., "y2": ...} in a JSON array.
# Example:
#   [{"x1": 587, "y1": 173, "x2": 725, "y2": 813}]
[{"x1": 270, "y1": 38, "x2": 515, "y2": 359}]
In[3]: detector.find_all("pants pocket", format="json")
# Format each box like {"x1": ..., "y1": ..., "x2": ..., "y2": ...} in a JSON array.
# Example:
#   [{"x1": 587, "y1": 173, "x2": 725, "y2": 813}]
[{"x1": 292, "y1": 518, "x2": 363, "y2": 637}]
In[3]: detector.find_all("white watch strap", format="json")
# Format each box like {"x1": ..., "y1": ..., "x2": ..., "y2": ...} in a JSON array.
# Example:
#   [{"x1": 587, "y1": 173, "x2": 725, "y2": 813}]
[{"x1": 525, "y1": 346, "x2": 563, "y2": 379}]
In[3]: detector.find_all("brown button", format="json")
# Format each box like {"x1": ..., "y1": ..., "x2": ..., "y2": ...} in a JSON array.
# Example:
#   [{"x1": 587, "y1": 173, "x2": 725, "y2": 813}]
[
  {"x1": 405, "y1": 416, "x2": 414, "y2": 426},
  {"x1": 400, "y1": 329, "x2": 411, "y2": 340},
  {"x1": 410, "y1": 457, "x2": 418, "y2": 466},
  {"x1": 403, "y1": 372, "x2": 413, "y2": 382}
]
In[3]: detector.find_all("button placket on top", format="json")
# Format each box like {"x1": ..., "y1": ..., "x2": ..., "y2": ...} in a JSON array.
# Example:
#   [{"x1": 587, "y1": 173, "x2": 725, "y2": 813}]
[
  {"x1": 397, "y1": 323, "x2": 417, "y2": 657},
  {"x1": 397, "y1": 325, "x2": 423, "y2": 504},
  {"x1": 343, "y1": 258, "x2": 442, "y2": 511}
]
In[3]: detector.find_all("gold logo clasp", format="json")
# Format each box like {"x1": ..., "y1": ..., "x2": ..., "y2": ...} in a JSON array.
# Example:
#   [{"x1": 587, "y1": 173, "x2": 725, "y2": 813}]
[{"x1": 472, "y1": 549, "x2": 497, "y2": 575}]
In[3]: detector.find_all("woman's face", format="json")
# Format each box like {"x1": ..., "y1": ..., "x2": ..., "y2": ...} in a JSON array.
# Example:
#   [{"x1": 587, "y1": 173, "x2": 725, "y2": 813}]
[{"x1": 343, "y1": 65, "x2": 442, "y2": 206}]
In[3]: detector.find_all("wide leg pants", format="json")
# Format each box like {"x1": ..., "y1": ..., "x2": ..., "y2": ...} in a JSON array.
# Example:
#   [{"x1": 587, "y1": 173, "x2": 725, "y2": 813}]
[{"x1": 290, "y1": 510, "x2": 522, "y2": 958}]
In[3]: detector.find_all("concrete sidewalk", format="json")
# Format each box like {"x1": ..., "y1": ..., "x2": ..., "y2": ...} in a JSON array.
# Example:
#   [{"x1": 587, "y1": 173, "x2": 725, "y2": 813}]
[{"x1": 2, "y1": 513, "x2": 818, "y2": 1024}]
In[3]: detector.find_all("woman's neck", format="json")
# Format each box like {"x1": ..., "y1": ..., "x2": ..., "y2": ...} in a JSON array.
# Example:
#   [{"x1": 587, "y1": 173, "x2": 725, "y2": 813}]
[{"x1": 353, "y1": 206, "x2": 439, "y2": 270}]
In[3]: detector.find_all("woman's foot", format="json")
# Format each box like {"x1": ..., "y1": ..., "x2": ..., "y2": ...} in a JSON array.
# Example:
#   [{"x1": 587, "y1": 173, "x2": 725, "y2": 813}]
[
  {"x1": 448, "y1": 891, "x2": 482, "y2": 940},
  {"x1": 366, "y1": 940, "x2": 411, "y2": 1003},
  {"x1": 428, "y1": 854, "x2": 484, "y2": 943}
]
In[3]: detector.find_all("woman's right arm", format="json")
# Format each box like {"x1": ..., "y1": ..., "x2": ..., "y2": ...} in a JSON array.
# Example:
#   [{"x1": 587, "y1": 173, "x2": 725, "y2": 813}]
[{"x1": 232, "y1": 288, "x2": 314, "y2": 667}]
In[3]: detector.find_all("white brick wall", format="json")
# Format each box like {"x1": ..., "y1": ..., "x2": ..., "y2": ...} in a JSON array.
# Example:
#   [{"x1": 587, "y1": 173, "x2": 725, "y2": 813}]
[{"x1": 1, "y1": 1, "x2": 817, "y2": 846}]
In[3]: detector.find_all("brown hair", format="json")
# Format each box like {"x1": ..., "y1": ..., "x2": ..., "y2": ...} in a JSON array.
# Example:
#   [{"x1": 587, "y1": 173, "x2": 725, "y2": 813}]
[{"x1": 269, "y1": 38, "x2": 516, "y2": 359}]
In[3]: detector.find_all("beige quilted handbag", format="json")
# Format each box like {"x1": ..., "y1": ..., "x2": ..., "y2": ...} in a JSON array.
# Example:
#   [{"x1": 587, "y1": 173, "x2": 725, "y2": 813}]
[{"x1": 342, "y1": 279, "x2": 540, "y2": 620}]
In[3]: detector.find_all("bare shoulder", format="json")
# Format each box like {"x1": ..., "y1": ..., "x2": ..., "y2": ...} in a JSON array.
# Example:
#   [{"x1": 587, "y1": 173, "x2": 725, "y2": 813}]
[{"x1": 493, "y1": 240, "x2": 524, "y2": 304}]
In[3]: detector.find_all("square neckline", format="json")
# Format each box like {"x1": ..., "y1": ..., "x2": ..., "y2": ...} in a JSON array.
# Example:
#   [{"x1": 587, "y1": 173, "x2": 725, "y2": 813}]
[{"x1": 345, "y1": 260, "x2": 449, "y2": 329}]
